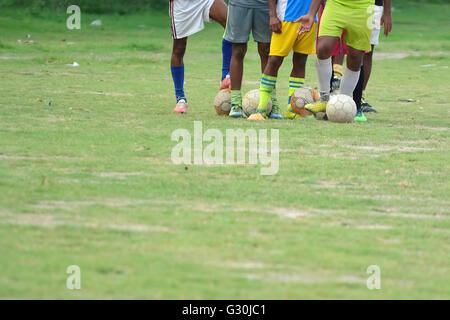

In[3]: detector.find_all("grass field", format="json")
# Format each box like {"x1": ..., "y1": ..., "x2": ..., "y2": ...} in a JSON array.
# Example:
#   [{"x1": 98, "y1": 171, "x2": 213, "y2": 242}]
[{"x1": 0, "y1": 2, "x2": 449, "y2": 299}]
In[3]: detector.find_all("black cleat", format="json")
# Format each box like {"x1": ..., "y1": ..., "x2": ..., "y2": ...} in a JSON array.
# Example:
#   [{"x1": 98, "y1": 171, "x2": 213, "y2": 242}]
[
  {"x1": 315, "y1": 112, "x2": 328, "y2": 121},
  {"x1": 361, "y1": 99, "x2": 378, "y2": 113},
  {"x1": 331, "y1": 76, "x2": 341, "y2": 92}
]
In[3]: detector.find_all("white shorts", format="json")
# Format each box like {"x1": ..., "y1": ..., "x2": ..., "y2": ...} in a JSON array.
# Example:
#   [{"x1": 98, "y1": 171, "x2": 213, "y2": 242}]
[
  {"x1": 370, "y1": 5, "x2": 383, "y2": 46},
  {"x1": 169, "y1": 0, "x2": 215, "y2": 39}
]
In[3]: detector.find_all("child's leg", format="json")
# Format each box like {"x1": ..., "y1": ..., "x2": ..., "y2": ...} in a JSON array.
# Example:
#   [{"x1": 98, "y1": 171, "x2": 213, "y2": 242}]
[
  {"x1": 340, "y1": 46, "x2": 364, "y2": 96},
  {"x1": 171, "y1": 38, "x2": 188, "y2": 102},
  {"x1": 230, "y1": 43, "x2": 247, "y2": 93},
  {"x1": 257, "y1": 42, "x2": 271, "y2": 74},
  {"x1": 229, "y1": 43, "x2": 247, "y2": 114},
  {"x1": 209, "y1": 0, "x2": 227, "y2": 27},
  {"x1": 316, "y1": 36, "x2": 339, "y2": 96},
  {"x1": 363, "y1": 45, "x2": 374, "y2": 97},
  {"x1": 353, "y1": 65, "x2": 364, "y2": 112},
  {"x1": 221, "y1": 39, "x2": 232, "y2": 81},
  {"x1": 259, "y1": 56, "x2": 283, "y2": 112},
  {"x1": 208, "y1": 0, "x2": 232, "y2": 81},
  {"x1": 286, "y1": 53, "x2": 307, "y2": 117},
  {"x1": 223, "y1": 3, "x2": 254, "y2": 116}
]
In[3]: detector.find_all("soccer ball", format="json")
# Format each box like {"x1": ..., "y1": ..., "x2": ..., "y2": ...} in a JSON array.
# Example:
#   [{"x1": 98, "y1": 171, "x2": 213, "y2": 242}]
[
  {"x1": 214, "y1": 89, "x2": 231, "y2": 115},
  {"x1": 326, "y1": 94, "x2": 357, "y2": 123},
  {"x1": 291, "y1": 87, "x2": 320, "y2": 117},
  {"x1": 242, "y1": 89, "x2": 272, "y2": 118}
]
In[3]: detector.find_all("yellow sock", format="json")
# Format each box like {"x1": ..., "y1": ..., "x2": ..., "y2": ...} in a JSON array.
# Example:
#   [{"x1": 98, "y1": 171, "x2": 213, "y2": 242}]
[
  {"x1": 287, "y1": 77, "x2": 305, "y2": 111},
  {"x1": 259, "y1": 74, "x2": 277, "y2": 110},
  {"x1": 333, "y1": 64, "x2": 343, "y2": 79}
]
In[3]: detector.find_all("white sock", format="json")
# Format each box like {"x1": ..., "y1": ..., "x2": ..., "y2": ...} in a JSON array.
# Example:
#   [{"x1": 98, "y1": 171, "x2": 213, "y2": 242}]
[
  {"x1": 316, "y1": 58, "x2": 332, "y2": 96},
  {"x1": 340, "y1": 68, "x2": 361, "y2": 96}
]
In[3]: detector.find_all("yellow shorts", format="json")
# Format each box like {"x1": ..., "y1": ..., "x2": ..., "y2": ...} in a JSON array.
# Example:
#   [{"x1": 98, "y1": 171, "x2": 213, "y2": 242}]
[
  {"x1": 318, "y1": 0, "x2": 372, "y2": 52},
  {"x1": 270, "y1": 21, "x2": 317, "y2": 57}
]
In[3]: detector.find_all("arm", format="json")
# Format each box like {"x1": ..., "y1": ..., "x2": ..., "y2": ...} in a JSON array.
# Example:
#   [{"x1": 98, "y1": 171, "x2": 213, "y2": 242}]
[
  {"x1": 306, "y1": 0, "x2": 323, "y2": 17},
  {"x1": 268, "y1": 0, "x2": 282, "y2": 33},
  {"x1": 296, "y1": 0, "x2": 322, "y2": 34},
  {"x1": 381, "y1": 0, "x2": 392, "y2": 36}
]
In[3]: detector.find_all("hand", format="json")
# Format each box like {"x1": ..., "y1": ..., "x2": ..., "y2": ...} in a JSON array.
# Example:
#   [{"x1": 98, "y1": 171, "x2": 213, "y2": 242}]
[
  {"x1": 380, "y1": 12, "x2": 392, "y2": 36},
  {"x1": 270, "y1": 15, "x2": 282, "y2": 34},
  {"x1": 295, "y1": 14, "x2": 314, "y2": 35}
]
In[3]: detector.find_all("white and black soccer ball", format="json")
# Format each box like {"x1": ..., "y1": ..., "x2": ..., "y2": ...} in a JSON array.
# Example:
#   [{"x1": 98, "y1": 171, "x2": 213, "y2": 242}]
[
  {"x1": 214, "y1": 89, "x2": 231, "y2": 115},
  {"x1": 242, "y1": 89, "x2": 272, "y2": 118},
  {"x1": 326, "y1": 94, "x2": 357, "y2": 123}
]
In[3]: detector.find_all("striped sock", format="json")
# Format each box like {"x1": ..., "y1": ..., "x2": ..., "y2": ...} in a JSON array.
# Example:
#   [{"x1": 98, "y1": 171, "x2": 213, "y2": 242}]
[
  {"x1": 271, "y1": 87, "x2": 279, "y2": 111},
  {"x1": 288, "y1": 77, "x2": 305, "y2": 109},
  {"x1": 259, "y1": 74, "x2": 277, "y2": 110},
  {"x1": 231, "y1": 90, "x2": 242, "y2": 108}
]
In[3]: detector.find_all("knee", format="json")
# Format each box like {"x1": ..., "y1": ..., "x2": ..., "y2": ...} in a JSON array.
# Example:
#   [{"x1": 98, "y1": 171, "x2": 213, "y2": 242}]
[
  {"x1": 217, "y1": 15, "x2": 227, "y2": 28},
  {"x1": 268, "y1": 56, "x2": 283, "y2": 69},
  {"x1": 232, "y1": 44, "x2": 247, "y2": 60},
  {"x1": 316, "y1": 42, "x2": 333, "y2": 60},
  {"x1": 293, "y1": 53, "x2": 307, "y2": 67},
  {"x1": 347, "y1": 58, "x2": 363, "y2": 71},
  {"x1": 172, "y1": 40, "x2": 187, "y2": 57},
  {"x1": 258, "y1": 44, "x2": 270, "y2": 58}
]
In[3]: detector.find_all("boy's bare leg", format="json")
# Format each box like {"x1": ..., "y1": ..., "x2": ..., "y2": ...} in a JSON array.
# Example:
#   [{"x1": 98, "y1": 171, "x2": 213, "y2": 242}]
[
  {"x1": 210, "y1": 0, "x2": 232, "y2": 87},
  {"x1": 209, "y1": 0, "x2": 227, "y2": 27},
  {"x1": 291, "y1": 52, "x2": 307, "y2": 78},
  {"x1": 230, "y1": 43, "x2": 247, "y2": 91},
  {"x1": 263, "y1": 56, "x2": 284, "y2": 77},
  {"x1": 363, "y1": 45, "x2": 374, "y2": 91},
  {"x1": 171, "y1": 38, "x2": 187, "y2": 67},
  {"x1": 171, "y1": 38, "x2": 189, "y2": 113},
  {"x1": 257, "y1": 42, "x2": 271, "y2": 73}
]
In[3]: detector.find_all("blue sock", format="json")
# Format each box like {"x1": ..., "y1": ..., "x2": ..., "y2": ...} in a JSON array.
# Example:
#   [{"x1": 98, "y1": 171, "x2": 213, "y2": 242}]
[
  {"x1": 221, "y1": 39, "x2": 232, "y2": 80},
  {"x1": 171, "y1": 65, "x2": 185, "y2": 102}
]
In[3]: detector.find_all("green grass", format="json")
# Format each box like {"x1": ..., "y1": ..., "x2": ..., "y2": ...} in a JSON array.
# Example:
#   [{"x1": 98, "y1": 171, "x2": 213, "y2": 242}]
[{"x1": 0, "y1": 3, "x2": 449, "y2": 299}]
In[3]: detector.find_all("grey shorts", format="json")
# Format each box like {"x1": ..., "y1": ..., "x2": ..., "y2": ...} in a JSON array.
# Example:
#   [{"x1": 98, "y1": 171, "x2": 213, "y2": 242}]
[{"x1": 224, "y1": 4, "x2": 271, "y2": 43}]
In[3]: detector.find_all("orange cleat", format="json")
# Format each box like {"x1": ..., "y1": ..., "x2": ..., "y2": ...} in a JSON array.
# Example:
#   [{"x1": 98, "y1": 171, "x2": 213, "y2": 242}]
[
  {"x1": 173, "y1": 99, "x2": 188, "y2": 114},
  {"x1": 219, "y1": 75, "x2": 231, "y2": 90}
]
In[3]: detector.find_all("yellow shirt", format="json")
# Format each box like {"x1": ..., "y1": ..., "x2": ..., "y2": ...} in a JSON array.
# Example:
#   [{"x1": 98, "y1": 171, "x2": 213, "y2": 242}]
[{"x1": 331, "y1": 0, "x2": 374, "y2": 9}]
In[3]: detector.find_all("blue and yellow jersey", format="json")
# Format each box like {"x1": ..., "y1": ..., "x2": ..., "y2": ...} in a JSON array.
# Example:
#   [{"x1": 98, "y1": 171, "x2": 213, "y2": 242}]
[{"x1": 276, "y1": 0, "x2": 314, "y2": 22}]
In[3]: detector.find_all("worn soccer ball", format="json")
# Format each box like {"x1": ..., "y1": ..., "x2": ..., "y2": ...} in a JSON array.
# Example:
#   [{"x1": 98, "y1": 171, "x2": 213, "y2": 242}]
[
  {"x1": 291, "y1": 87, "x2": 320, "y2": 117},
  {"x1": 214, "y1": 89, "x2": 231, "y2": 115},
  {"x1": 326, "y1": 94, "x2": 357, "y2": 123},
  {"x1": 242, "y1": 89, "x2": 272, "y2": 118}
]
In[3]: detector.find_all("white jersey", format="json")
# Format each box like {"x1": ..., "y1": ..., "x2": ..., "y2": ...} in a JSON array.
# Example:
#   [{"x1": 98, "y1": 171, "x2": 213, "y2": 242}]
[{"x1": 169, "y1": 0, "x2": 215, "y2": 39}]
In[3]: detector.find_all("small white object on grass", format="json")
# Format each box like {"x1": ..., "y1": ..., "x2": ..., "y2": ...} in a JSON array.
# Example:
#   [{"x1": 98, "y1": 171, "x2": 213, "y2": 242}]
[
  {"x1": 91, "y1": 20, "x2": 102, "y2": 26},
  {"x1": 67, "y1": 62, "x2": 80, "y2": 67},
  {"x1": 420, "y1": 64, "x2": 436, "y2": 68}
]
